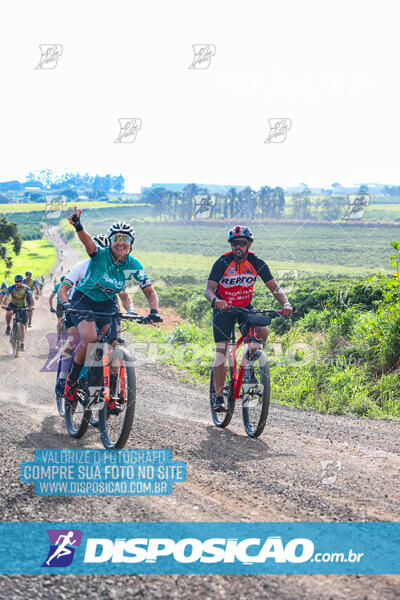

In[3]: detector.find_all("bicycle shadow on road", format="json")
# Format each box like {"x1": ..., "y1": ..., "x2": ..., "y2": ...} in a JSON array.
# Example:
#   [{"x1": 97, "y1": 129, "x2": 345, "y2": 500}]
[
  {"x1": 18, "y1": 414, "x2": 100, "y2": 450},
  {"x1": 198, "y1": 425, "x2": 295, "y2": 469}
]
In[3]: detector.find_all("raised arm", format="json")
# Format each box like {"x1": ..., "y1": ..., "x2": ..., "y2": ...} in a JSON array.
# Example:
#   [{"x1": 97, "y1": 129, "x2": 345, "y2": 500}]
[{"x1": 67, "y1": 206, "x2": 96, "y2": 256}]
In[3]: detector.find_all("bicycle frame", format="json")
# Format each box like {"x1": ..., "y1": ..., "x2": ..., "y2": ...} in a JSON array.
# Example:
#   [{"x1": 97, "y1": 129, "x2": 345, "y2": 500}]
[
  {"x1": 223, "y1": 307, "x2": 284, "y2": 400},
  {"x1": 228, "y1": 325, "x2": 261, "y2": 400},
  {"x1": 65, "y1": 308, "x2": 151, "y2": 405}
]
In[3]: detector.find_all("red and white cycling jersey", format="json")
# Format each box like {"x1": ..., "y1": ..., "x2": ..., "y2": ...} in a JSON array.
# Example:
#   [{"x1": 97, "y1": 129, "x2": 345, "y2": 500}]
[{"x1": 208, "y1": 251, "x2": 273, "y2": 307}]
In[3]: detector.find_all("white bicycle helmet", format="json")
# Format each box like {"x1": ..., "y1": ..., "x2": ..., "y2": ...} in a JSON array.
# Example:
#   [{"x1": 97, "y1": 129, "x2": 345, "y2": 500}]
[
  {"x1": 93, "y1": 233, "x2": 110, "y2": 248},
  {"x1": 107, "y1": 221, "x2": 135, "y2": 245}
]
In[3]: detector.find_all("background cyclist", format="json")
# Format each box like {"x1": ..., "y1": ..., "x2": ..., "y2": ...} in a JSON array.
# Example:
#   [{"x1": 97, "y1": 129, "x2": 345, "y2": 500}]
[
  {"x1": 205, "y1": 225, "x2": 293, "y2": 412},
  {"x1": 0, "y1": 281, "x2": 8, "y2": 299},
  {"x1": 23, "y1": 270, "x2": 40, "y2": 327},
  {"x1": 1, "y1": 274, "x2": 34, "y2": 352},
  {"x1": 49, "y1": 276, "x2": 66, "y2": 336},
  {"x1": 63, "y1": 207, "x2": 161, "y2": 403}
]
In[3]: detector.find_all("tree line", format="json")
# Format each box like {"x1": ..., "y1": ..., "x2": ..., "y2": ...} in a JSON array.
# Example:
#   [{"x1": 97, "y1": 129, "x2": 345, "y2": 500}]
[
  {"x1": 142, "y1": 184, "x2": 286, "y2": 220},
  {"x1": 142, "y1": 184, "x2": 354, "y2": 221}
]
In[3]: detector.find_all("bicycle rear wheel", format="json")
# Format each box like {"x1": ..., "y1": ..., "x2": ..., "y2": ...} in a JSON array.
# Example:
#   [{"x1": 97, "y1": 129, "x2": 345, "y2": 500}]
[
  {"x1": 64, "y1": 380, "x2": 91, "y2": 438},
  {"x1": 99, "y1": 350, "x2": 136, "y2": 449},
  {"x1": 209, "y1": 367, "x2": 235, "y2": 428},
  {"x1": 241, "y1": 353, "x2": 270, "y2": 438}
]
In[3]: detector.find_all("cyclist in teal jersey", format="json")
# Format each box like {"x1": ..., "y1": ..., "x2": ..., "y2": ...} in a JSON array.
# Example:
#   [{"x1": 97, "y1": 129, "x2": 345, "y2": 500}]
[
  {"x1": 63, "y1": 206, "x2": 161, "y2": 403},
  {"x1": 49, "y1": 276, "x2": 66, "y2": 335}
]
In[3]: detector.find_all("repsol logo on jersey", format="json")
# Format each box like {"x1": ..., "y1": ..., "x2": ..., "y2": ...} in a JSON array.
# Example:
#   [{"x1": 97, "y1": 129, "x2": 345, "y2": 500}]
[
  {"x1": 84, "y1": 536, "x2": 314, "y2": 564},
  {"x1": 221, "y1": 275, "x2": 257, "y2": 286}
]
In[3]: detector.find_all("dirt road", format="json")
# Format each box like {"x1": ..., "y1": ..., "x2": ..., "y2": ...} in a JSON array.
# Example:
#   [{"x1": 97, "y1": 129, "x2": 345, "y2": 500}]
[{"x1": 0, "y1": 229, "x2": 399, "y2": 599}]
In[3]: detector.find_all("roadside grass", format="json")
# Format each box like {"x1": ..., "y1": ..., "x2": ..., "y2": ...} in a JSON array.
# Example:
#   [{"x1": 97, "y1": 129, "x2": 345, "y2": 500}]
[
  {"x1": 126, "y1": 320, "x2": 400, "y2": 419},
  {"x1": 0, "y1": 239, "x2": 57, "y2": 282}
]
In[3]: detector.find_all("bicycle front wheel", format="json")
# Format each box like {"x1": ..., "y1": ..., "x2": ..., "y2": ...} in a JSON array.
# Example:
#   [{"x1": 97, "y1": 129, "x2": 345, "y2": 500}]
[
  {"x1": 55, "y1": 357, "x2": 65, "y2": 417},
  {"x1": 99, "y1": 350, "x2": 136, "y2": 449},
  {"x1": 209, "y1": 367, "x2": 235, "y2": 428},
  {"x1": 64, "y1": 380, "x2": 91, "y2": 438},
  {"x1": 12, "y1": 322, "x2": 21, "y2": 358},
  {"x1": 241, "y1": 353, "x2": 270, "y2": 438}
]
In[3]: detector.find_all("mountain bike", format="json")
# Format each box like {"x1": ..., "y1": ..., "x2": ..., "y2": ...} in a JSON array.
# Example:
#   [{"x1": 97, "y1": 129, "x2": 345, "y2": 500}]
[
  {"x1": 8, "y1": 307, "x2": 30, "y2": 358},
  {"x1": 210, "y1": 306, "x2": 287, "y2": 438},
  {"x1": 64, "y1": 308, "x2": 157, "y2": 449}
]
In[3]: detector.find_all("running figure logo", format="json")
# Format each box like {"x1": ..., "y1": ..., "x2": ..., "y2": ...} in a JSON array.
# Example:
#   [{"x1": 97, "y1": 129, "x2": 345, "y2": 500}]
[
  {"x1": 44, "y1": 194, "x2": 67, "y2": 219},
  {"x1": 42, "y1": 529, "x2": 82, "y2": 567},
  {"x1": 346, "y1": 194, "x2": 370, "y2": 219},
  {"x1": 265, "y1": 118, "x2": 292, "y2": 143},
  {"x1": 114, "y1": 118, "x2": 142, "y2": 143},
  {"x1": 36, "y1": 44, "x2": 63, "y2": 69},
  {"x1": 188, "y1": 44, "x2": 216, "y2": 69},
  {"x1": 193, "y1": 195, "x2": 216, "y2": 219}
]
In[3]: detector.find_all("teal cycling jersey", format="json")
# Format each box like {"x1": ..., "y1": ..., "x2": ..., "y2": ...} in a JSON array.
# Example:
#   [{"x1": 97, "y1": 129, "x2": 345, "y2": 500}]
[
  {"x1": 51, "y1": 282, "x2": 62, "y2": 305},
  {"x1": 75, "y1": 247, "x2": 149, "y2": 302}
]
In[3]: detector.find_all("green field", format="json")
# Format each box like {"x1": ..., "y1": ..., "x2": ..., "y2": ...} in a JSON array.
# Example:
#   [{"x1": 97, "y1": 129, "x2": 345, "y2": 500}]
[
  {"x1": 90, "y1": 221, "x2": 398, "y2": 270},
  {"x1": 0, "y1": 239, "x2": 57, "y2": 282},
  {"x1": 63, "y1": 217, "x2": 397, "y2": 278}
]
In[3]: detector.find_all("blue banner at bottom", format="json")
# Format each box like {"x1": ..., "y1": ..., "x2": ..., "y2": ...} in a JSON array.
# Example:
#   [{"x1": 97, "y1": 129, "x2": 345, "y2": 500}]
[{"x1": 0, "y1": 522, "x2": 399, "y2": 574}]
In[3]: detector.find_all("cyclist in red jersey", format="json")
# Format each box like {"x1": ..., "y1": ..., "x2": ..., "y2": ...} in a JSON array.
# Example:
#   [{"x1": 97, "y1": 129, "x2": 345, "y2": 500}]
[{"x1": 205, "y1": 225, "x2": 293, "y2": 412}]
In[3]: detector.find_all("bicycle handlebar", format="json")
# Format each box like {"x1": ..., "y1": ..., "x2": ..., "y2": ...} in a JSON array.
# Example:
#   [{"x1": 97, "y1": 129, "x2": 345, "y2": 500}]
[
  {"x1": 65, "y1": 307, "x2": 157, "y2": 325},
  {"x1": 223, "y1": 305, "x2": 295, "y2": 318}
]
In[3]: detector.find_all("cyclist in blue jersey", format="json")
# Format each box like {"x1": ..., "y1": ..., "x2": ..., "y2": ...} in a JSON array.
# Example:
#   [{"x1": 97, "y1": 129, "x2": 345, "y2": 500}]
[{"x1": 63, "y1": 207, "x2": 161, "y2": 403}]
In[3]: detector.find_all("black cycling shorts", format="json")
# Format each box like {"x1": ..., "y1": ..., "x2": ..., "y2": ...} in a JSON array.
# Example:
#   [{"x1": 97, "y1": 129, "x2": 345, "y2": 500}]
[
  {"x1": 70, "y1": 290, "x2": 120, "y2": 330},
  {"x1": 7, "y1": 303, "x2": 29, "y2": 325},
  {"x1": 64, "y1": 311, "x2": 74, "y2": 330},
  {"x1": 212, "y1": 303, "x2": 253, "y2": 343},
  {"x1": 56, "y1": 304, "x2": 64, "y2": 318}
]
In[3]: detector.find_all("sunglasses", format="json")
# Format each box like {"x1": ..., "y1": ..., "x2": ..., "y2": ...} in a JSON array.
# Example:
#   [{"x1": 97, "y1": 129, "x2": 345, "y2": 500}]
[
  {"x1": 230, "y1": 239, "x2": 249, "y2": 247},
  {"x1": 111, "y1": 234, "x2": 131, "y2": 244}
]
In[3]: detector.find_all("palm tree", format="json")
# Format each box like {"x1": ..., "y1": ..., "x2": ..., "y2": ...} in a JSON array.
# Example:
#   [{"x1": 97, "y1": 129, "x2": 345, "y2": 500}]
[
  {"x1": 182, "y1": 183, "x2": 199, "y2": 220},
  {"x1": 258, "y1": 186, "x2": 271, "y2": 218},
  {"x1": 228, "y1": 187, "x2": 237, "y2": 219},
  {"x1": 274, "y1": 186, "x2": 285, "y2": 218}
]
